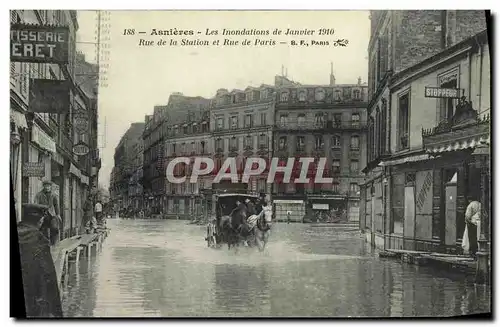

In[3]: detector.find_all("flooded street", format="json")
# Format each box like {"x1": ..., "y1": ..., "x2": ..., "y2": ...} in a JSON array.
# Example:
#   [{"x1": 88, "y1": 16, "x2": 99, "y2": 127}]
[{"x1": 61, "y1": 219, "x2": 490, "y2": 317}]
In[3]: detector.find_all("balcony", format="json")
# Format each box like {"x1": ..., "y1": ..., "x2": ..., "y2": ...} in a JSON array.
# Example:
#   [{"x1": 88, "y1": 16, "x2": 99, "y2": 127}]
[{"x1": 275, "y1": 120, "x2": 367, "y2": 132}]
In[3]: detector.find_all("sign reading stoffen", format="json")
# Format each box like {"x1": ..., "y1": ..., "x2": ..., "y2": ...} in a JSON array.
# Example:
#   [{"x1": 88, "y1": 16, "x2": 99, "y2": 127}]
[
  {"x1": 10, "y1": 24, "x2": 69, "y2": 64},
  {"x1": 424, "y1": 87, "x2": 461, "y2": 99}
]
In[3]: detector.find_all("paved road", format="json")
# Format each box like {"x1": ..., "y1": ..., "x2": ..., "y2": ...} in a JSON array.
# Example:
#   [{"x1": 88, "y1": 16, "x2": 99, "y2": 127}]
[{"x1": 61, "y1": 219, "x2": 491, "y2": 317}]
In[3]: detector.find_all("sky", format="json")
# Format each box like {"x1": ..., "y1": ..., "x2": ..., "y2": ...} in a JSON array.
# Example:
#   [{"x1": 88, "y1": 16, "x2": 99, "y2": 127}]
[{"x1": 75, "y1": 10, "x2": 370, "y2": 189}]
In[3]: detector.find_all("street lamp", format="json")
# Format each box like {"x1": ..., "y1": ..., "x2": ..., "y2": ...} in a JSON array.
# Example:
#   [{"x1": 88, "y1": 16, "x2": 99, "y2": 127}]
[{"x1": 471, "y1": 142, "x2": 490, "y2": 285}]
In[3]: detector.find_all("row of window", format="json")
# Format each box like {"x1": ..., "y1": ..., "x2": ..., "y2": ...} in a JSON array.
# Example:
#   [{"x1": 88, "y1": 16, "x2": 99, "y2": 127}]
[
  {"x1": 278, "y1": 88, "x2": 363, "y2": 102},
  {"x1": 215, "y1": 112, "x2": 267, "y2": 130},
  {"x1": 278, "y1": 113, "x2": 360, "y2": 125},
  {"x1": 215, "y1": 89, "x2": 272, "y2": 106},
  {"x1": 277, "y1": 135, "x2": 360, "y2": 151}
]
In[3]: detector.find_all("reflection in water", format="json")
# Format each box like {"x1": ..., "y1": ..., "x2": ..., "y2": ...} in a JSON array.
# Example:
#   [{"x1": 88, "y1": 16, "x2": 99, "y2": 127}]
[{"x1": 61, "y1": 220, "x2": 491, "y2": 317}]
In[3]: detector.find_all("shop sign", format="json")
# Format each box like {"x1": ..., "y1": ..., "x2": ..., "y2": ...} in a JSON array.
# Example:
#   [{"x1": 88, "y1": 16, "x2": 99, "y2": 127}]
[
  {"x1": 274, "y1": 199, "x2": 304, "y2": 204},
  {"x1": 22, "y1": 162, "x2": 45, "y2": 177},
  {"x1": 73, "y1": 114, "x2": 89, "y2": 133},
  {"x1": 424, "y1": 87, "x2": 461, "y2": 98},
  {"x1": 312, "y1": 203, "x2": 329, "y2": 210},
  {"x1": 73, "y1": 142, "x2": 90, "y2": 156},
  {"x1": 10, "y1": 24, "x2": 69, "y2": 64},
  {"x1": 29, "y1": 79, "x2": 71, "y2": 114}
]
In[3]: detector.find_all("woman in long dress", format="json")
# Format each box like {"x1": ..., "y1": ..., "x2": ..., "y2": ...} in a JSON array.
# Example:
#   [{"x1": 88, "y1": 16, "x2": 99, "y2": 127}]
[{"x1": 462, "y1": 197, "x2": 481, "y2": 258}]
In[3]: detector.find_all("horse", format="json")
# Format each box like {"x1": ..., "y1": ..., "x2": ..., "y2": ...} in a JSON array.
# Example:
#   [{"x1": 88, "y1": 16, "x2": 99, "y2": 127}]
[{"x1": 254, "y1": 204, "x2": 272, "y2": 252}]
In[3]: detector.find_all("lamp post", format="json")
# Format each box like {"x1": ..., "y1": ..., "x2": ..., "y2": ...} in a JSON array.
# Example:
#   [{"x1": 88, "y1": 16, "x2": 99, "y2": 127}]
[{"x1": 471, "y1": 142, "x2": 490, "y2": 285}]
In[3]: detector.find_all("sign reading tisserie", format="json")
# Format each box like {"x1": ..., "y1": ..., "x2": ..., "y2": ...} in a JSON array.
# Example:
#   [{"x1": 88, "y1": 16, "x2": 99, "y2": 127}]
[
  {"x1": 10, "y1": 24, "x2": 69, "y2": 64},
  {"x1": 424, "y1": 87, "x2": 461, "y2": 98}
]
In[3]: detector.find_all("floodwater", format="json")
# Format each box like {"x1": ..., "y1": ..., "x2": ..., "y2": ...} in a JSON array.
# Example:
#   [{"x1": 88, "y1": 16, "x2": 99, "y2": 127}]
[{"x1": 61, "y1": 219, "x2": 491, "y2": 317}]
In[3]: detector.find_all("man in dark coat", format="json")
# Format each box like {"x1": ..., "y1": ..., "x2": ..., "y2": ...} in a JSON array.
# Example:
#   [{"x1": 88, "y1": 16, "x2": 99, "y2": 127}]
[
  {"x1": 34, "y1": 180, "x2": 62, "y2": 245},
  {"x1": 245, "y1": 198, "x2": 255, "y2": 217},
  {"x1": 17, "y1": 204, "x2": 63, "y2": 317},
  {"x1": 230, "y1": 200, "x2": 247, "y2": 229},
  {"x1": 255, "y1": 198, "x2": 263, "y2": 215}
]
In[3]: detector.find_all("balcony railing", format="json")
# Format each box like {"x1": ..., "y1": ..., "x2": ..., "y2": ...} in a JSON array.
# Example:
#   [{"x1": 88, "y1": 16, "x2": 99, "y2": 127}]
[{"x1": 275, "y1": 120, "x2": 366, "y2": 131}]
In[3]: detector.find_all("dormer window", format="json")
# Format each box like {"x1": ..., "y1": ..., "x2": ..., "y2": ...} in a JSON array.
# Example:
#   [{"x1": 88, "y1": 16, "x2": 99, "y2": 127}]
[
  {"x1": 315, "y1": 88, "x2": 325, "y2": 101},
  {"x1": 298, "y1": 90, "x2": 307, "y2": 102},
  {"x1": 280, "y1": 91, "x2": 289, "y2": 102}
]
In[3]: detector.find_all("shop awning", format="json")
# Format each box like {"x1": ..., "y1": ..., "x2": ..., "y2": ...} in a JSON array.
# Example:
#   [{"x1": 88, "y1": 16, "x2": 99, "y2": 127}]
[
  {"x1": 426, "y1": 135, "x2": 490, "y2": 154},
  {"x1": 379, "y1": 153, "x2": 431, "y2": 167},
  {"x1": 69, "y1": 163, "x2": 81, "y2": 178},
  {"x1": 81, "y1": 174, "x2": 89, "y2": 185},
  {"x1": 10, "y1": 109, "x2": 28, "y2": 129}
]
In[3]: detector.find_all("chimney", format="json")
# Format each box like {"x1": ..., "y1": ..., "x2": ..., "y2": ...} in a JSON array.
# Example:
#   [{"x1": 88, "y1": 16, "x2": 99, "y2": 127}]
[
  {"x1": 329, "y1": 62, "x2": 336, "y2": 86},
  {"x1": 281, "y1": 65, "x2": 285, "y2": 76},
  {"x1": 358, "y1": 77, "x2": 362, "y2": 85}
]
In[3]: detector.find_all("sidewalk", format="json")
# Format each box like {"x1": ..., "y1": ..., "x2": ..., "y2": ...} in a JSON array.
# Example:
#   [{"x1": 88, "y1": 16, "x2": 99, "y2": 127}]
[{"x1": 378, "y1": 249, "x2": 484, "y2": 275}]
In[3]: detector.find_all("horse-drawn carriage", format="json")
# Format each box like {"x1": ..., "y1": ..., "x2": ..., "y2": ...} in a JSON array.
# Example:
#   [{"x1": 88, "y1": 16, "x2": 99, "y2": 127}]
[{"x1": 205, "y1": 192, "x2": 272, "y2": 252}]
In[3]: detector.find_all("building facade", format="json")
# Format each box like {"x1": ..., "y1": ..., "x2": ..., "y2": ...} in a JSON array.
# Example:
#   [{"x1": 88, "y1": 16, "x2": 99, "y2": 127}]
[
  {"x1": 10, "y1": 10, "x2": 101, "y2": 238},
  {"x1": 164, "y1": 107, "x2": 211, "y2": 218},
  {"x1": 128, "y1": 141, "x2": 144, "y2": 214},
  {"x1": 210, "y1": 85, "x2": 276, "y2": 198},
  {"x1": 110, "y1": 122, "x2": 144, "y2": 215},
  {"x1": 361, "y1": 10, "x2": 488, "y2": 252},
  {"x1": 273, "y1": 73, "x2": 368, "y2": 223}
]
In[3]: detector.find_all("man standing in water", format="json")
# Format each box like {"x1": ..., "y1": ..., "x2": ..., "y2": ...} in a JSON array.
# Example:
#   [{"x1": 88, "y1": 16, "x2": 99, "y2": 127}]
[
  {"x1": 34, "y1": 180, "x2": 62, "y2": 245},
  {"x1": 463, "y1": 196, "x2": 481, "y2": 258},
  {"x1": 17, "y1": 204, "x2": 63, "y2": 317}
]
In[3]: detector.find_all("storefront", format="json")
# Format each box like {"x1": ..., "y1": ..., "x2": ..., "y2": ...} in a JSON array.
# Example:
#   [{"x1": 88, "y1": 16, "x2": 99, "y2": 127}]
[
  {"x1": 307, "y1": 194, "x2": 348, "y2": 222},
  {"x1": 26, "y1": 123, "x2": 56, "y2": 203},
  {"x1": 273, "y1": 199, "x2": 305, "y2": 222}
]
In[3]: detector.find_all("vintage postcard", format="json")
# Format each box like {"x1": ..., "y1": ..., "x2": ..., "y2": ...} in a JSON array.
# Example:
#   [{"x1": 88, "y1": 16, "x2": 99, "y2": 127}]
[{"x1": 9, "y1": 9, "x2": 492, "y2": 318}]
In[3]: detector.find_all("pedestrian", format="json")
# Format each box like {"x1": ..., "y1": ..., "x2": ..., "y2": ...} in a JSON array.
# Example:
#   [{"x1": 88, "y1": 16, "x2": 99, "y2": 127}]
[
  {"x1": 17, "y1": 204, "x2": 63, "y2": 317},
  {"x1": 462, "y1": 196, "x2": 482, "y2": 258},
  {"x1": 95, "y1": 201, "x2": 103, "y2": 224},
  {"x1": 287, "y1": 211, "x2": 291, "y2": 224},
  {"x1": 34, "y1": 179, "x2": 62, "y2": 245}
]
